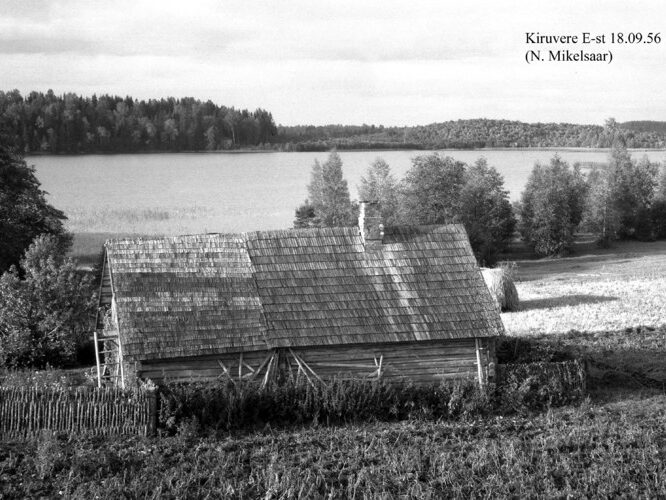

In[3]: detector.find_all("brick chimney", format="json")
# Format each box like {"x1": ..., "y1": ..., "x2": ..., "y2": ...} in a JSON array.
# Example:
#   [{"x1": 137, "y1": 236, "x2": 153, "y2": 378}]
[{"x1": 359, "y1": 201, "x2": 384, "y2": 249}]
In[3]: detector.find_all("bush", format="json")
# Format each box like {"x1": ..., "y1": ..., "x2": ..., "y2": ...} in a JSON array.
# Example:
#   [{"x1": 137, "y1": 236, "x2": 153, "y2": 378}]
[
  {"x1": 495, "y1": 360, "x2": 587, "y2": 413},
  {"x1": 157, "y1": 377, "x2": 489, "y2": 433},
  {"x1": 34, "y1": 431, "x2": 66, "y2": 480},
  {"x1": 496, "y1": 336, "x2": 574, "y2": 364},
  {"x1": 0, "y1": 235, "x2": 95, "y2": 368},
  {"x1": 650, "y1": 199, "x2": 666, "y2": 239}
]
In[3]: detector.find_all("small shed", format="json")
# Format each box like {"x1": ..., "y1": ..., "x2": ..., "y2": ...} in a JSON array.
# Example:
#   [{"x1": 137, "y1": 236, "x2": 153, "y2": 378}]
[{"x1": 94, "y1": 205, "x2": 504, "y2": 387}]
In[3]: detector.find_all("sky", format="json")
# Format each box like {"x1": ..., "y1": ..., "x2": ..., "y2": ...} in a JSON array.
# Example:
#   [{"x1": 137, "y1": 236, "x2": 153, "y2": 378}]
[{"x1": 0, "y1": 0, "x2": 664, "y2": 126}]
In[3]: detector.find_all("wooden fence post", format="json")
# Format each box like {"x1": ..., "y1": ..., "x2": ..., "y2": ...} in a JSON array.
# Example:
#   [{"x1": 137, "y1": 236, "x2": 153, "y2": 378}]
[{"x1": 146, "y1": 389, "x2": 158, "y2": 436}]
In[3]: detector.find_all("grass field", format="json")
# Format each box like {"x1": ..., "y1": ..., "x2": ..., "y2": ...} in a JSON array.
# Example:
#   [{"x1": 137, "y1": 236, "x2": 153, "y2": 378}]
[
  {"x1": 1, "y1": 396, "x2": 665, "y2": 498},
  {"x1": 2, "y1": 238, "x2": 664, "y2": 498},
  {"x1": 501, "y1": 239, "x2": 666, "y2": 392}
]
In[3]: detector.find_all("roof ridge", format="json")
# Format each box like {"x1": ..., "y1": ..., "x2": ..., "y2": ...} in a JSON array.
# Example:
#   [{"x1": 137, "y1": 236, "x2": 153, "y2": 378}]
[{"x1": 104, "y1": 224, "x2": 468, "y2": 247}]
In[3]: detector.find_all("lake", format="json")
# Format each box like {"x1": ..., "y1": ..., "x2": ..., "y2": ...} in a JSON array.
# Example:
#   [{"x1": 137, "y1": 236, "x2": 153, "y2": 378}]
[{"x1": 30, "y1": 149, "x2": 666, "y2": 236}]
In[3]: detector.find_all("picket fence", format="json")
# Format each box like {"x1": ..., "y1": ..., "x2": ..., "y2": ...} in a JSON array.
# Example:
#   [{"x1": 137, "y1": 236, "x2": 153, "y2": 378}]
[{"x1": 0, "y1": 386, "x2": 156, "y2": 438}]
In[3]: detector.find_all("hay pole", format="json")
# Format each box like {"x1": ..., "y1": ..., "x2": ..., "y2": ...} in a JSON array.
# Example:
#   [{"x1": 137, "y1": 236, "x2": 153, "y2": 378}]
[
  {"x1": 250, "y1": 354, "x2": 273, "y2": 382},
  {"x1": 217, "y1": 360, "x2": 236, "y2": 386},
  {"x1": 288, "y1": 349, "x2": 315, "y2": 388},
  {"x1": 290, "y1": 349, "x2": 325, "y2": 386},
  {"x1": 261, "y1": 354, "x2": 275, "y2": 389}
]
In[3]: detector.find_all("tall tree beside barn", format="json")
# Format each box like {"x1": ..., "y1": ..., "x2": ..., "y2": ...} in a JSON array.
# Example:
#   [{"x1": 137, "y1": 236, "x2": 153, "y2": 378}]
[
  {"x1": 458, "y1": 158, "x2": 516, "y2": 265},
  {"x1": 400, "y1": 153, "x2": 467, "y2": 224},
  {"x1": 358, "y1": 157, "x2": 400, "y2": 226},
  {"x1": 295, "y1": 151, "x2": 354, "y2": 228},
  {"x1": 0, "y1": 141, "x2": 71, "y2": 274},
  {"x1": 651, "y1": 165, "x2": 666, "y2": 239},
  {"x1": 585, "y1": 144, "x2": 659, "y2": 244},
  {"x1": 518, "y1": 156, "x2": 587, "y2": 257},
  {"x1": 584, "y1": 165, "x2": 620, "y2": 247},
  {"x1": 609, "y1": 147, "x2": 658, "y2": 239},
  {"x1": 400, "y1": 153, "x2": 515, "y2": 265}
]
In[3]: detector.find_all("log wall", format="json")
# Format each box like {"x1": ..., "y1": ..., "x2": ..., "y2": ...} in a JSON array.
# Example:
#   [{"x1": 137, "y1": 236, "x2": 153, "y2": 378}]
[
  {"x1": 138, "y1": 338, "x2": 497, "y2": 385},
  {"x1": 139, "y1": 349, "x2": 274, "y2": 382}
]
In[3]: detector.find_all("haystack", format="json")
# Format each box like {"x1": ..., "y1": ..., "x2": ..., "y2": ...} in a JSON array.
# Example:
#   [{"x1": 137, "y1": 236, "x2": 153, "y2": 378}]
[{"x1": 481, "y1": 267, "x2": 519, "y2": 312}]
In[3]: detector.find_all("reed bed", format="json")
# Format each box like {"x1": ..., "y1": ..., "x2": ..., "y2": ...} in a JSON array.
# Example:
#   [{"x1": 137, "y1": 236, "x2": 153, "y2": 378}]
[{"x1": 65, "y1": 205, "x2": 215, "y2": 235}]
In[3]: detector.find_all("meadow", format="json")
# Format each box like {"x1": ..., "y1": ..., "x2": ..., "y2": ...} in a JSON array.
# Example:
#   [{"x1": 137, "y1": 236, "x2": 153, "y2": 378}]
[
  {"x1": 1, "y1": 238, "x2": 665, "y2": 498},
  {"x1": 502, "y1": 239, "x2": 666, "y2": 391},
  {"x1": 1, "y1": 397, "x2": 665, "y2": 498}
]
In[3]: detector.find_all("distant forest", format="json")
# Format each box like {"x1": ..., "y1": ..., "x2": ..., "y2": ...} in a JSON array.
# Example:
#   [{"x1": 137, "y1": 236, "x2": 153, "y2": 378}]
[
  {"x1": 1, "y1": 90, "x2": 666, "y2": 153},
  {"x1": 275, "y1": 120, "x2": 666, "y2": 151},
  {"x1": 0, "y1": 90, "x2": 277, "y2": 153}
]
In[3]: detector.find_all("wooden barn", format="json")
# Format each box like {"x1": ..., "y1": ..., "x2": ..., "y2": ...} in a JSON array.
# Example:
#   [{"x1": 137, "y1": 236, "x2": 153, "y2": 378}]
[{"x1": 94, "y1": 203, "x2": 504, "y2": 388}]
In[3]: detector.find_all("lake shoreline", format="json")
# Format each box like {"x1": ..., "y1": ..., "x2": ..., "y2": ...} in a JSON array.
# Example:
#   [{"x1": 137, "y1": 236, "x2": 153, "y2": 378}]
[
  {"x1": 32, "y1": 149, "x2": 666, "y2": 235},
  {"x1": 25, "y1": 146, "x2": 666, "y2": 158}
]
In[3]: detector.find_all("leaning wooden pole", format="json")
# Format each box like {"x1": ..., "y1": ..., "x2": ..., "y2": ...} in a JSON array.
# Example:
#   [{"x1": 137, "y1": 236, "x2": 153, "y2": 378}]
[
  {"x1": 93, "y1": 330, "x2": 102, "y2": 388},
  {"x1": 475, "y1": 338, "x2": 485, "y2": 388}
]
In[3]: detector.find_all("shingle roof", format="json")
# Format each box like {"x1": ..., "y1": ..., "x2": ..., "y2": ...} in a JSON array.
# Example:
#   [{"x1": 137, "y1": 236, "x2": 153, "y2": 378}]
[{"x1": 105, "y1": 225, "x2": 504, "y2": 362}]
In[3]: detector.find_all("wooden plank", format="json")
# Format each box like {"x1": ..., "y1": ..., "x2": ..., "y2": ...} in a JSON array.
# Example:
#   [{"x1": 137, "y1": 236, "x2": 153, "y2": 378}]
[
  {"x1": 298, "y1": 347, "x2": 477, "y2": 360},
  {"x1": 376, "y1": 359, "x2": 476, "y2": 370},
  {"x1": 261, "y1": 354, "x2": 275, "y2": 388},
  {"x1": 141, "y1": 355, "x2": 269, "y2": 372},
  {"x1": 310, "y1": 362, "x2": 377, "y2": 370},
  {"x1": 475, "y1": 338, "x2": 485, "y2": 388},
  {"x1": 140, "y1": 368, "x2": 239, "y2": 380},
  {"x1": 141, "y1": 351, "x2": 270, "y2": 365}
]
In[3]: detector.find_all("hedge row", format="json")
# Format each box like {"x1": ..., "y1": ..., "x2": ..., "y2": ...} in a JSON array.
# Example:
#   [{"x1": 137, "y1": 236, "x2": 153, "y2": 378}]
[{"x1": 158, "y1": 360, "x2": 587, "y2": 432}]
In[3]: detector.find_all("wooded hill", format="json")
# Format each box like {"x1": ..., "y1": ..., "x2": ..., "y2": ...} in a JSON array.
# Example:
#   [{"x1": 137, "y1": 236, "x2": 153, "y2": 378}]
[
  {"x1": 275, "y1": 119, "x2": 666, "y2": 150},
  {"x1": 619, "y1": 121, "x2": 666, "y2": 135},
  {"x1": 1, "y1": 90, "x2": 665, "y2": 153}
]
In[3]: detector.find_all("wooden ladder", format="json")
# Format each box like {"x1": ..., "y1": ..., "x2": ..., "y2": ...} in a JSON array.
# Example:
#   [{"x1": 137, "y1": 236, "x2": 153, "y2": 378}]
[{"x1": 93, "y1": 330, "x2": 125, "y2": 388}]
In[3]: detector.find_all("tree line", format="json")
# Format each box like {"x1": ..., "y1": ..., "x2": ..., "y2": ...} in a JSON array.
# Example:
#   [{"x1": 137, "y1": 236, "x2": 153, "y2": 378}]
[
  {"x1": 294, "y1": 151, "x2": 516, "y2": 266},
  {"x1": 294, "y1": 137, "x2": 666, "y2": 263},
  {"x1": 520, "y1": 145, "x2": 666, "y2": 256},
  {"x1": 0, "y1": 90, "x2": 277, "y2": 153},
  {"x1": 2, "y1": 89, "x2": 666, "y2": 154},
  {"x1": 276, "y1": 118, "x2": 666, "y2": 151}
]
